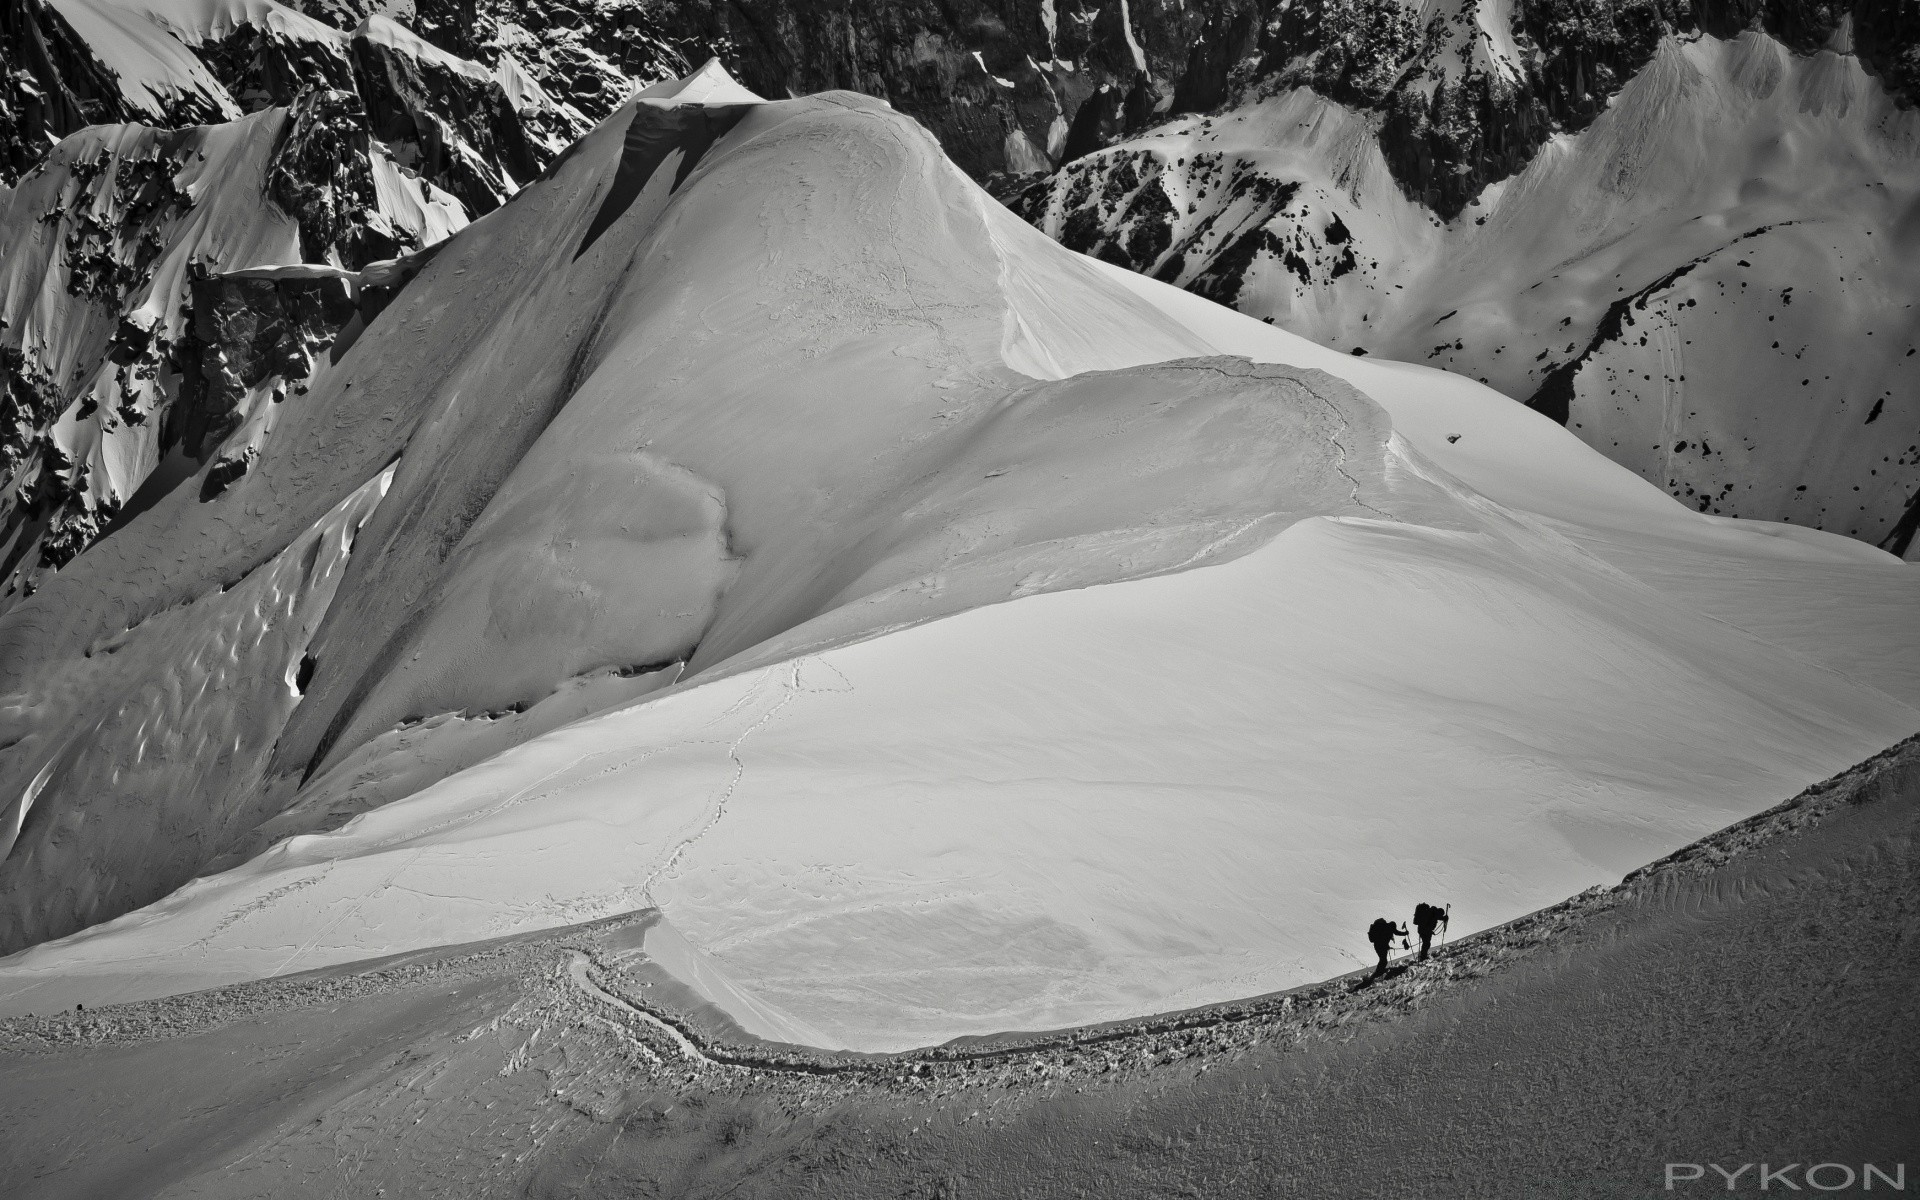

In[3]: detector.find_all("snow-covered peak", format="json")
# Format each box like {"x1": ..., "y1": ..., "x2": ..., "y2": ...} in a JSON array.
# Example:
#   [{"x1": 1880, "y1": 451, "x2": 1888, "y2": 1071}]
[
  {"x1": 0, "y1": 86, "x2": 1909, "y2": 1052},
  {"x1": 633, "y1": 58, "x2": 765, "y2": 107}
]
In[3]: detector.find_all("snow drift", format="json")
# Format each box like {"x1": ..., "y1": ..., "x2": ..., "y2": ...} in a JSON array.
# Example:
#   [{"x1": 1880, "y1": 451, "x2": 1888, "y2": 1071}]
[{"x1": 0, "y1": 67, "x2": 1913, "y2": 1050}]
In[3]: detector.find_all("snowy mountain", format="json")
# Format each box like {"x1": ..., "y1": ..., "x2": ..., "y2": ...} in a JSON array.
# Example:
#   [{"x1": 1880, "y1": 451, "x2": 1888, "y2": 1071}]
[
  {"x1": 0, "y1": 68, "x2": 1911, "y2": 1052},
  {"x1": 7, "y1": 0, "x2": 1915, "y2": 595},
  {"x1": 0, "y1": 0, "x2": 642, "y2": 594},
  {"x1": 1005, "y1": 5, "x2": 1920, "y2": 554}
]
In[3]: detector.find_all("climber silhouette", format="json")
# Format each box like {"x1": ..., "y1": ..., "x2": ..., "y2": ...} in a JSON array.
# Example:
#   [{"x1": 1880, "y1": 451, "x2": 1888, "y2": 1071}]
[
  {"x1": 1367, "y1": 917, "x2": 1408, "y2": 978},
  {"x1": 1413, "y1": 902, "x2": 1449, "y2": 961}
]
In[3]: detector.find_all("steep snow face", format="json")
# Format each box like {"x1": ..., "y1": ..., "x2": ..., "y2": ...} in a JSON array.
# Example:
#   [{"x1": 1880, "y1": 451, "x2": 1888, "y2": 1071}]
[
  {"x1": 42, "y1": 0, "x2": 238, "y2": 119},
  {"x1": 0, "y1": 72, "x2": 1913, "y2": 1049},
  {"x1": 1020, "y1": 31, "x2": 1920, "y2": 554},
  {"x1": 0, "y1": 0, "x2": 605, "y2": 592}
]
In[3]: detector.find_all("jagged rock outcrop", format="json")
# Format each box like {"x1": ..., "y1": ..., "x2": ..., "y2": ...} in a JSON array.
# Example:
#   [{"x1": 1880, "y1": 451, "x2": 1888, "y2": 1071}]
[
  {"x1": 174, "y1": 265, "x2": 357, "y2": 469},
  {"x1": 348, "y1": 14, "x2": 546, "y2": 210},
  {"x1": 382, "y1": 0, "x2": 1920, "y2": 217},
  {"x1": 188, "y1": 2, "x2": 360, "y2": 112},
  {"x1": 267, "y1": 86, "x2": 397, "y2": 267},
  {"x1": 377, "y1": 0, "x2": 1235, "y2": 186},
  {"x1": 406, "y1": 0, "x2": 688, "y2": 129},
  {"x1": 1, "y1": 0, "x2": 142, "y2": 181}
]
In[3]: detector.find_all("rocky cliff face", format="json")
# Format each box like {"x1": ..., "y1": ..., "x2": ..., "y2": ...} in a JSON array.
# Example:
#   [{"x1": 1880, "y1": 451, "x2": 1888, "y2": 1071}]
[
  {"x1": 378, "y1": 0, "x2": 1244, "y2": 188},
  {"x1": 2, "y1": 0, "x2": 148, "y2": 181},
  {"x1": 368, "y1": 0, "x2": 1913, "y2": 216}
]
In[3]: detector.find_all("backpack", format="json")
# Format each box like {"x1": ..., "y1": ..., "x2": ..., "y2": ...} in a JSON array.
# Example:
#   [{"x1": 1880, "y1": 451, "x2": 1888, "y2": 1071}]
[{"x1": 1368, "y1": 918, "x2": 1395, "y2": 946}]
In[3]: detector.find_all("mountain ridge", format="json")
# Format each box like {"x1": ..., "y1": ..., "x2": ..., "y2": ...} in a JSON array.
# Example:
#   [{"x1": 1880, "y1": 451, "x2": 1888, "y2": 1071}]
[{"x1": 0, "y1": 74, "x2": 1910, "y2": 1054}]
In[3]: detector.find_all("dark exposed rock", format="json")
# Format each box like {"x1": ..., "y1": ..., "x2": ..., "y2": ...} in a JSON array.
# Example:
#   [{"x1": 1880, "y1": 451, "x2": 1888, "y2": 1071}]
[
  {"x1": 349, "y1": 19, "x2": 545, "y2": 212},
  {"x1": 58, "y1": 141, "x2": 198, "y2": 307},
  {"x1": 829, "y1": 0, "x2": 1911, "y2": 218},
  {"x1": 193, "y1": 20, "x2": 358, "y2": 113},
  {"x1": 1059, "y1": 81, "x2": 1131, "y2": 165},
  {"x1": 0, "y1": 104, "x2": 409, "y2": 594},
  {"x1": 1172, "y1": 2, "x2": 1263, "y2": 115},
  {"x1": 1854, "y1": 0, "x2": 1920, "y2": 102},
  {"x1": 0, "y1": 0, "x2": 573, "y2": 592},
  {"x1": 1017, "y1": 146, "x2": 1301, "y2": 306},
  {"x1": 171, "y1": 267, "x2": 359, "y2": 461},
  {"x1": 411, "y1": 0, "x2": 692, "y2": 127},
  {"x1": 4, "y1": 0, "x2": 1913, "y2": 585},
  {"x1": 0, "y1": 0, "x2": 136, "y2": 184},
  {"x1": 565, "y1": 0, "x2": 1225, "y2": 180},
  {"x1": 266, "y1": 88, "x2": 401, "y2": 269},
  {"x1": 0, "y1": 0, "x2": 245, "y2": 187}
]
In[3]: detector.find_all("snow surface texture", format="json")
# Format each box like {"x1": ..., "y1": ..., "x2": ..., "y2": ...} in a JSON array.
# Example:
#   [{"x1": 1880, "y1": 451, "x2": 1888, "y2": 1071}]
[
  {"x1": 0, "y1": 70, "x2": 1915, "y2": 1051},
  {"x1": 1021, "y1": 30, "x2": 1920, "y2": 555}
]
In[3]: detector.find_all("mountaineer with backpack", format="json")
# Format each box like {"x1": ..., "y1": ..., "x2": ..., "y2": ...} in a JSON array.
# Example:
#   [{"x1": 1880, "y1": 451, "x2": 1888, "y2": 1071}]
[
  {"x1": 1367, "y1": 916, "x2": 1409, "y2": 978},
  {"x1": 1413, "y1": 902, "x2": 1450, "y2": 961}
]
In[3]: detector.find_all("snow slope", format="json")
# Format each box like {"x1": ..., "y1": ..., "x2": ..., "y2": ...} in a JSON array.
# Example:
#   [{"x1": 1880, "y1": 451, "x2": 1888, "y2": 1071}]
[
  {"x1": 0, "y1": 68, "x2": 1913, "y2": 1050},
  {"x1": 1020, "y1": 30, "x2": 1920, "y2": 553}
]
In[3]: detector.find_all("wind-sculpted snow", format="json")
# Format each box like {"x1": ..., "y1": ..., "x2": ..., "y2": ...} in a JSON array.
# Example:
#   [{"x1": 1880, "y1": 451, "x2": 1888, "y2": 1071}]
[
  {"x1": 0, "y1": 69, "x2": 1913, "y2": 1051},
  {"x1": 0, "y1": 462, "x2": 392, "y2": 947}
]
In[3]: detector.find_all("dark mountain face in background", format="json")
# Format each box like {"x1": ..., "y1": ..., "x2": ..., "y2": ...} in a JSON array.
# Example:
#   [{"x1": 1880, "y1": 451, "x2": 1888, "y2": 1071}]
[{"x1": 368, "y1": 0, "x2": 1919, "y2": 216}]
